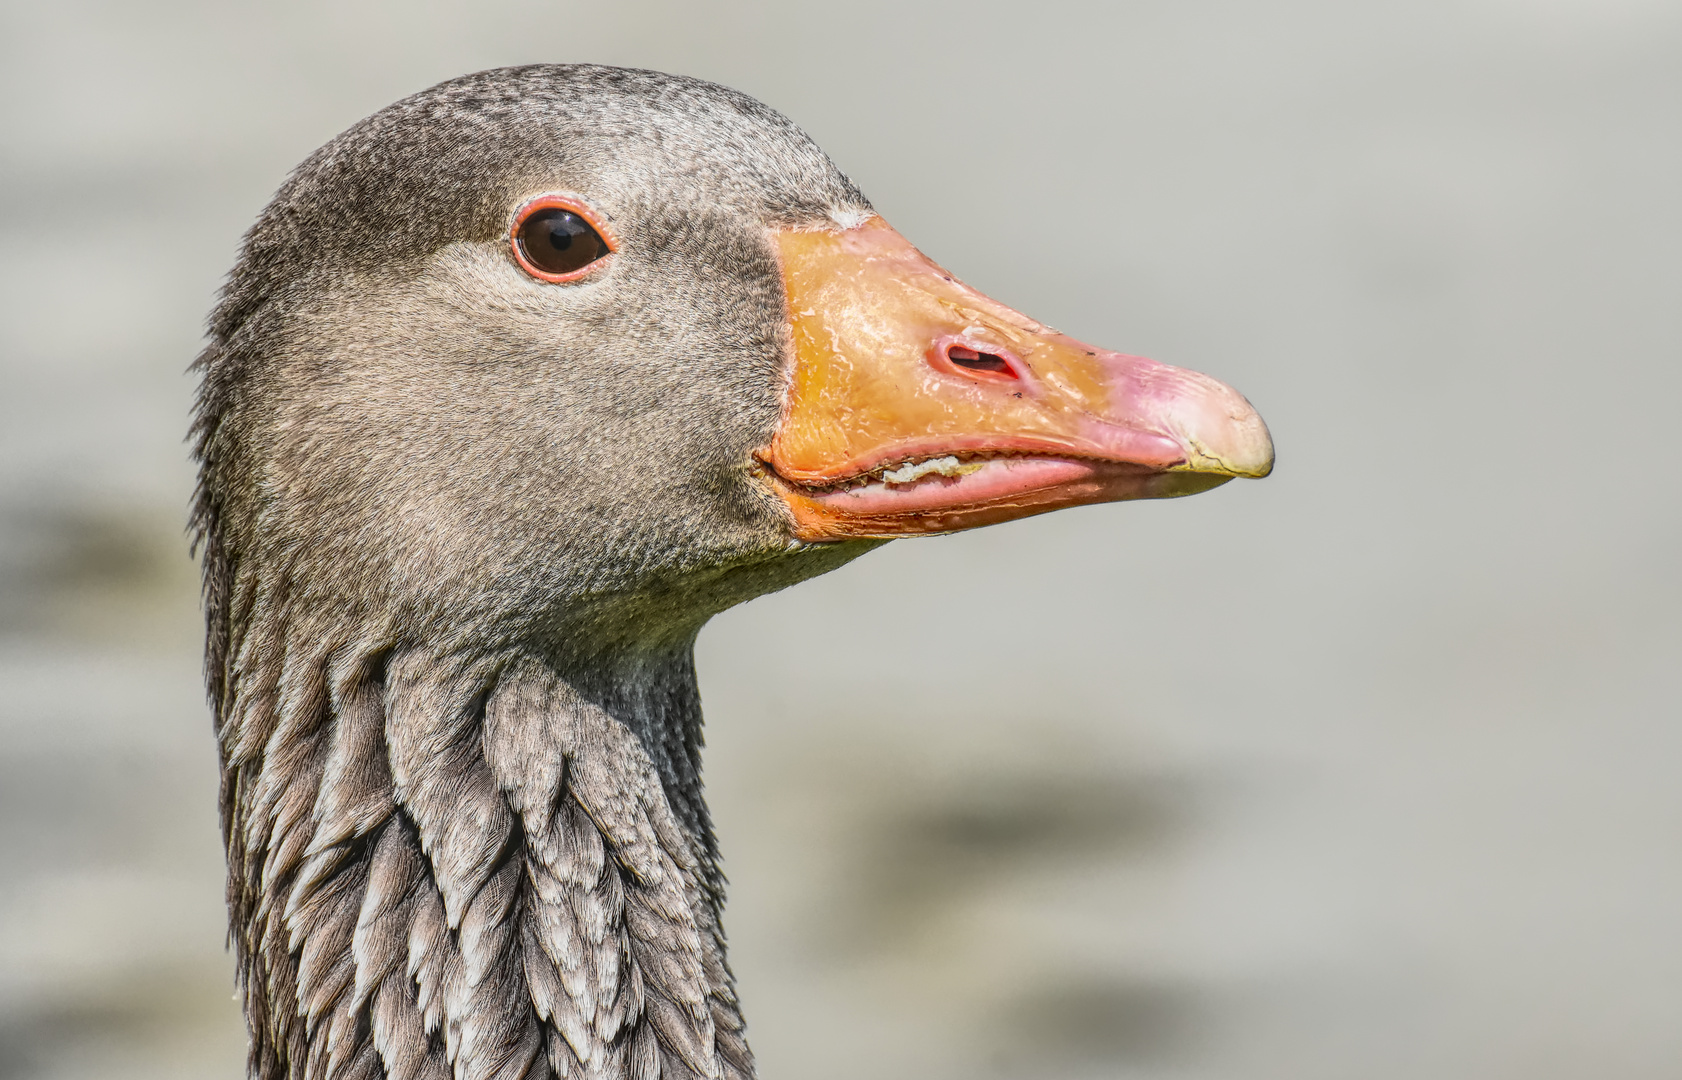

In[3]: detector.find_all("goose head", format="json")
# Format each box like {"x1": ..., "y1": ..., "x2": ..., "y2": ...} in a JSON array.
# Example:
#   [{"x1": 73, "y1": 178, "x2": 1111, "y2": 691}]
[{"x1": 193, "y1": 64, "x2": 1271, "y2": 1080}]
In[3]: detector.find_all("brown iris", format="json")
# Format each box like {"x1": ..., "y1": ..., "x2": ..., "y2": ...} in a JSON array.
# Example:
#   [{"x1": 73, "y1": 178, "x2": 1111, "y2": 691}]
[{"x1": 513, "y1": 202, "x2": 611, "y2": 280}]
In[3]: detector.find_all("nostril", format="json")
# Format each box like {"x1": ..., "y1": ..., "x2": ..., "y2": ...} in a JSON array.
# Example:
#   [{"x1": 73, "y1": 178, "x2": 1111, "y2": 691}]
[{"x1": 947, "y1": 345, "x2": 1017, "y2": 377}]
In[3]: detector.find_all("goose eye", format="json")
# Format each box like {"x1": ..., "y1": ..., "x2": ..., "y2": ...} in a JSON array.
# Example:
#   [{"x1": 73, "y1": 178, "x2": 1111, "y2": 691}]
[{"x1": 514, "y1": 204, "x2": 611, "y2": 280}]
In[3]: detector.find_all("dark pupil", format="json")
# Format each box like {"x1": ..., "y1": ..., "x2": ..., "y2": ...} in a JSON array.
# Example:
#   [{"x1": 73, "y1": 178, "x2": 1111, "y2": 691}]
[{"x1": 518, "y1": 208, "x2": 606, "y2": 276}]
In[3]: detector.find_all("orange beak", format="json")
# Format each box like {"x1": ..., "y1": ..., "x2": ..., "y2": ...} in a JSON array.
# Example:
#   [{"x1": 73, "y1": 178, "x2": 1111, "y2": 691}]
[{"x1": 757, "y1": 216, "x2": 1273, "y2": 541}]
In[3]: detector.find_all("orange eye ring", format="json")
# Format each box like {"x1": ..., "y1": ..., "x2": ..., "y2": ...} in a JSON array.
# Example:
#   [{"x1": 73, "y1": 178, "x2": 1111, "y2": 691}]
[{"x1": 509, "y1": 193, "x2": 618, "y2": 283}]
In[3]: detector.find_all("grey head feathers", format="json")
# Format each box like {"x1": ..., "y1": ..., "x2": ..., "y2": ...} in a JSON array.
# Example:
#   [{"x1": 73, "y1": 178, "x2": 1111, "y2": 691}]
[{"x1": 192, "y1": 65, "x2": 879, "y2": 1080}]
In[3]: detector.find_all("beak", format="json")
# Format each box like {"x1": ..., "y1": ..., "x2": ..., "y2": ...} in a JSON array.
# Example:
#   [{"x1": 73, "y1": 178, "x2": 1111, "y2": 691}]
[{"x1": 758, "y1": 216, "x2": 1273, "y2": 541}]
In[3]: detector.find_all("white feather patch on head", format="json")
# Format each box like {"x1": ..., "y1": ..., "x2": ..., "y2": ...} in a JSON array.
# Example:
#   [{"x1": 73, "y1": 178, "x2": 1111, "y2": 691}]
[{"x1": 829, "y1": 206, "x2": 875, "y2": 231}]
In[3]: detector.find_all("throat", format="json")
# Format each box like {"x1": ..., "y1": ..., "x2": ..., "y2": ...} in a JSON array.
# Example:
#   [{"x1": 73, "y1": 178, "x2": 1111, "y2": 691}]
[{"x1": 221, "y1": 642, "x2": 751, "y2": 1080}]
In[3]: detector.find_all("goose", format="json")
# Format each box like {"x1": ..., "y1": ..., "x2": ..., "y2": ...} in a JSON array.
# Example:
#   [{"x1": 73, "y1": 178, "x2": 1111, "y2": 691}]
[{"x1": 190, "y1": 64, "x2": 1272, "y2": 1080}]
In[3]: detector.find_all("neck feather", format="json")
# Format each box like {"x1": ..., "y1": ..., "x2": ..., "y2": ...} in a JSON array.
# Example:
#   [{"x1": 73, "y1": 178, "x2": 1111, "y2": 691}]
[{"x1": 218, "y1": 627, "x2": 751, "y2": 1080}]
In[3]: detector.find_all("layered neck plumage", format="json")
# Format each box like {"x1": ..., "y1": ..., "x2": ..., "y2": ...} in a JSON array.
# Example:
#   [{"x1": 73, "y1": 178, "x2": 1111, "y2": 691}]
[{"x1": 217, "y1": 615, "x2": 751, "y2": 1080}]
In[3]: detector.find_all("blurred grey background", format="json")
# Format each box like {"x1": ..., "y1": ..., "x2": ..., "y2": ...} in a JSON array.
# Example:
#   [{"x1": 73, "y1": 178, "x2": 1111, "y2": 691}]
[{"x1": 2, "y1": 1, "x2": 1679, "y2": 1078}]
